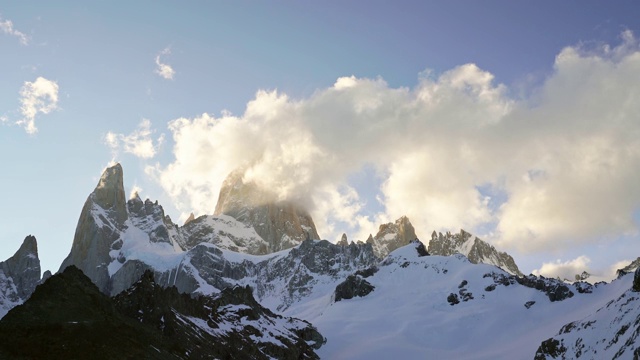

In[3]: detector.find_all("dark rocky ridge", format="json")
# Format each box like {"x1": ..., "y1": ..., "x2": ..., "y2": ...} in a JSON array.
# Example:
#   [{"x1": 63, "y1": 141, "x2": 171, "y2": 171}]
[{"x1": 0, "y1": 266, "x2": 323, "y2": 359}]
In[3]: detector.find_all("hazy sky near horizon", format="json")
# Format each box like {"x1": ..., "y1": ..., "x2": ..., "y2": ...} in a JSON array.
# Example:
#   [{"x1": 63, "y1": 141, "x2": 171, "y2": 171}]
[{"x1": 2, "y1": 1, "x2": 640, "y2": 282}]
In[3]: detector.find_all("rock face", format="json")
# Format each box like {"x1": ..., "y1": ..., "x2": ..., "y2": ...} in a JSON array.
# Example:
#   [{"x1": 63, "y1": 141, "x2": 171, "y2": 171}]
[
  {"x1": 59, "y1": 164, "x2": 128, "y2": 293},
  {"x1": 366, "y1": 216, "x2": 418, "y2": 258},
  {"x1": 214, "y1": 169, "x2": 321, "y2": 253},
  {"x1": 162, "y1": 239, "x2": 379, "y2": 313},
  {"x1": 334, "y1": 275, "x2": 375, "y2": 302},
  {"x1": 634, "y1": 267, "x2": 640, "y2": 292},
  {"x1": 0, "y1": 266, "x2": 323, "y2": 359},
  {"x1": 0, "y1": 236, "x2": 42, "y2": 318},
  {"x1": 616, "y1": 257, "x2": 640, "y2": 279},
  {"x1": 428, "y1": 230, "x2": 523, "y2": 276},
  {"x1": 176, "y1": 214, "x2": 269, "y2": 254}
]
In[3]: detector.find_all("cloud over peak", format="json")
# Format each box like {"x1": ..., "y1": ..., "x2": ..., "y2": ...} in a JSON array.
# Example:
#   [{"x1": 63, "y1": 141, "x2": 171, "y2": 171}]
[{"x1": 149, "y1": 32, "x2": 640, "y2": 254}]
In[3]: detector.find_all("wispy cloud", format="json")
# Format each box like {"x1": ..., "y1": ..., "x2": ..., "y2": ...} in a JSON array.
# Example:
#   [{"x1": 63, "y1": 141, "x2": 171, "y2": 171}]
[
  {"x1": 105, "y1": 119, "x2": 165, "y2": 159},
  {"x1": 17, "y1": 77, "x2": 59, "y2": 134},
  {"x1": 0, "y1": 15, "x2": 29, "y2": 45},
  {"x1": 154, "y1": 47, "x2": 175, "y2": 80}
]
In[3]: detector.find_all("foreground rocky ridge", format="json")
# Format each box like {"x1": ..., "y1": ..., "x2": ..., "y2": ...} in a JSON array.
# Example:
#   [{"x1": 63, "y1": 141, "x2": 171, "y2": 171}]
[{"x1": 0, "y1": 266, "x2": 323, "y2": 359}]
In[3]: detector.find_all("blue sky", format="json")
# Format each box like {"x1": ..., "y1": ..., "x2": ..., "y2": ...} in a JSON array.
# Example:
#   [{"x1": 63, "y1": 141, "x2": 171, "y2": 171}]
[{"x1": 2, "y1": 1, "x2": 640, "y2": 281}]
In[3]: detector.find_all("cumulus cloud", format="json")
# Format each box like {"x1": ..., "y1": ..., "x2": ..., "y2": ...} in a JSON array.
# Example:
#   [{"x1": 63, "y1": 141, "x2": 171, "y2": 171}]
[
  {"x1": 105, "y1": 119, "x2": 164, "y2": 159},
  {"x1": 0, "y1": 15, "x2": 29, "y2": 45},
  {"x1": 17, "y1": 77, "x2": 59, "y2": 134},
  {"x1": 532, "y1": 256, "x2": 591, "y2": 281},
  {"x1": 154, "y1": 47, "x2": 175, "y2": 80},
  {"x1": 149, "y1": 32, "x2": 640, "y2": 251}
]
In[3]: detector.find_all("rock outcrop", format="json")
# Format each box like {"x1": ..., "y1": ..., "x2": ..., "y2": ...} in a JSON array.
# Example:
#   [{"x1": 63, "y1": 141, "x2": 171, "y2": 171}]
[
  {"x1": 214, "y1": 169, "x2": 321, "y2": 253},
  {"x1": 428, "y1": 230, "x2": 523, "y2": 276},
  {"x1": 0, "y1": 236, "x2": 42, "y2": 318},
  {"x1": 366, "y1": 216, "x2": 418, "y2": 258}
]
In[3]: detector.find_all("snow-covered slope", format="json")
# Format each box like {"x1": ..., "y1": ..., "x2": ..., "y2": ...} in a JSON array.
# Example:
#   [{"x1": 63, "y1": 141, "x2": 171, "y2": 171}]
[
  {"x1": 428, "y1": 229, "x2": 523, "y2": 276},
  {"x1": 534, "y1": 268, "x2": 640, "y2": 359},
  {"x1": 305, "y1": 242, "x2": 632, "y2": 359}
]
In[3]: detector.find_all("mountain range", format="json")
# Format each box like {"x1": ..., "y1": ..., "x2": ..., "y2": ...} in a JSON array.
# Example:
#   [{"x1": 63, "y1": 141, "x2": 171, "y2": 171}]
[{"x1": 0, "y1": 163, "x2": 638, "y2": 359}]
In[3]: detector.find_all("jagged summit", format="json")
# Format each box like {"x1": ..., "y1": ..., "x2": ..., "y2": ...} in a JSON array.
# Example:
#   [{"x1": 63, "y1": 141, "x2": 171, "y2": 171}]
[
  {"x1": 59, "y1": 163, "x2": 130, "y2": 293},
  {"x1": 214, "y1": 169, "x2": 321, "y2": 253},
  {"x1": 366, "y1": 216, "x2": 419, "y2": 258},
  {"x1": 0, "y1": 236, "x2": 42, "y2": 317},
  {"x1": 428, "y1": 229, "x2": 523, "y2": 276},
  {"x1": 93, "y1": 163, "x2": 127, "y2": 221}
]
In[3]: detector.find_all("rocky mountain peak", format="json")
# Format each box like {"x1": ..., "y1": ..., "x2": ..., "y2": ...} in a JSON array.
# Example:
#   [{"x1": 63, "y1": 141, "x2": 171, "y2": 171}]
[
  {"x1": 93, "y1": 164, "x2": 126, "y2": 222},
  {"x1": 338, "y1": 233, "x2": 349, "y2": 246},
  {"x1": 58, "y1": 163, "x2": 130, "y2": 293},
  {"x1": 366, "y1": 216, "x2": 419, "y2": 258},
  {"x1": 0, "y1": 235, "x2": 42, "y2": 305},
  {"x1": 184, "y1": 212, "x2": 196, "y2": 226},
  {"x1": 214, "y1": 169, "x2": 321, "y2": 253},
  {"x1": 428, "y1": 229, "x2": 523, "y2": 276}
]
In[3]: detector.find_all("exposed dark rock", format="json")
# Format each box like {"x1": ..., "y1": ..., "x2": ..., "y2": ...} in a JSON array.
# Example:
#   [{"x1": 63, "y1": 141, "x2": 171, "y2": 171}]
[
  {"x1": 414, "y1": 239, "x2": 429, "y2": 257},
  {"x1": 334, "y1": 275, "x2": 375, "y2": 302},
  {"x1": 524, "y1": 301, "x2": 536, "y2": 309},
  {"x1": 355, "y1": 266, "x2": 378, "y2": 278},
  {"x1": 633, "y1": 267, "x2": 640, "y2": 292},
  {"x1": 535, "y1": 338, "x2": 567, "y2": 359},
  {"x1": 447, "y1": 293, "x2": 460, "y2": 306},
  {"x1": 484, "y1": 272, "x2": 574, "y2": 302}
]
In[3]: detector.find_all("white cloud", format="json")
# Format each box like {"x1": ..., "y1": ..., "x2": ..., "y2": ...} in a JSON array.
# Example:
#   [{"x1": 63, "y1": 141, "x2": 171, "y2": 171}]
[
  {"x1": 0, "y1": 15, "x2": 29, "y2": 45},
  {"x1": 17, "y1": 77, "x2": 59, "y2": 134},
  {"x1": 154, "y1": 47, "x2": 175, "y2": 80},
  {"x1": 105, "y1": 119, "x2": 164, "y2": 159},
  {"x1": 150, "y1": 32, "x2": 640, "y2": 253},
  {"x1": 532, "y1": 256, "x2": 591, "y2": 281}
]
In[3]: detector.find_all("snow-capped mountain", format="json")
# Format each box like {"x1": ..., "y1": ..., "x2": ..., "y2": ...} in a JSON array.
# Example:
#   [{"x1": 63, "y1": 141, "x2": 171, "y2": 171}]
[
  {"x1": 365, "y1": 215, "x2": 418, "y2": 258},
  {"x1": 0, "y1": 235, "x2": 41, "y2": 318},
  {"x1": 8, "y1": 162, "x2": 638, "y2": 358},
  {"x1": 214, "y1": 168, "x2": 321, "y2": 252},
  {"x1": 428, "y1": 229, "x2": 524, "y2": 276}
]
